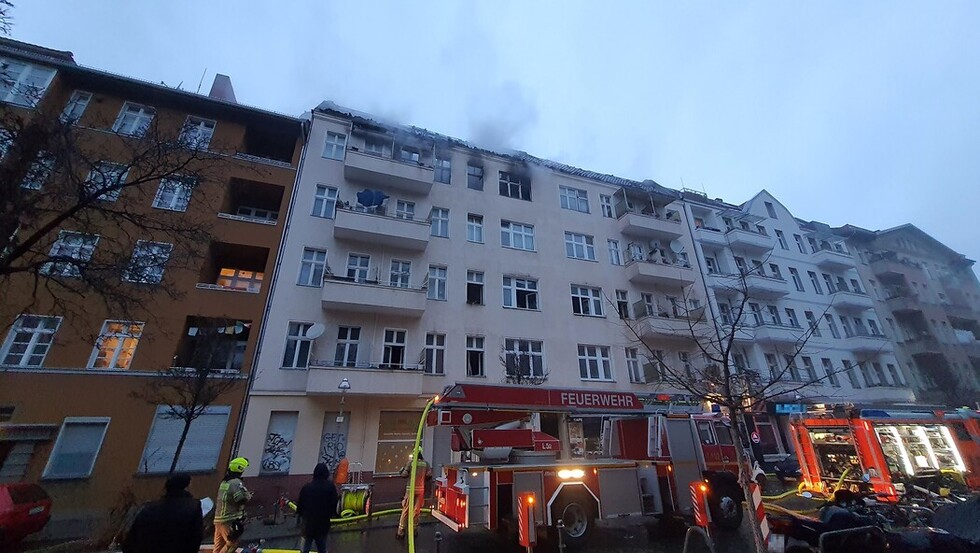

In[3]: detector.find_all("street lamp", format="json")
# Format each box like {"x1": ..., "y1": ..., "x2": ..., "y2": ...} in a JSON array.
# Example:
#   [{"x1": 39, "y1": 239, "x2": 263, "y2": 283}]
[{"x1": 337, "y1": 378, "x2": 351, "y2": 423}]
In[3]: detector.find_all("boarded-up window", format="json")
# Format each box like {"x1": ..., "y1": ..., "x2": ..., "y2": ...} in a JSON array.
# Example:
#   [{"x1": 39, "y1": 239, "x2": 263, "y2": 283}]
[
  {"x1": 138, "y1": 406, "x2": 230, "y2": 474},
  {"x1": 376, "y1": 411, "x2": 422, "y2": 475}
]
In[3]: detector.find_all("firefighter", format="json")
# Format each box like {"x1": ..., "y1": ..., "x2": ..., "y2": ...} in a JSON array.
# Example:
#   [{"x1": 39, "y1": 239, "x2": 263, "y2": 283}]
[
  {"x1": 213, "y1": 457, "x2": 253, "y2": 553},
  {"x1": 396, "y1": 450, "x2": 430, "y2": 540}
]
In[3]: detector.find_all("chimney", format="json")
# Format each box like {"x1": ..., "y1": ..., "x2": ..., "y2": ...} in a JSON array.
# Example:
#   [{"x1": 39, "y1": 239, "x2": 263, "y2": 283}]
[{"x1": 208, "y1": 74, "x2": 237, "y2": 103}]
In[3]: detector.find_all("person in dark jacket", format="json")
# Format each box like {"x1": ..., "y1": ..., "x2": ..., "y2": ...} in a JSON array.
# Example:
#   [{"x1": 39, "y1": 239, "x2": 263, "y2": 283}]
[
  {"x1": 296, "y1": 462, "x2": 339, "y2": 553},
  {"x1": 122, "y1": 474, "x2": 204, "y2": 553}
]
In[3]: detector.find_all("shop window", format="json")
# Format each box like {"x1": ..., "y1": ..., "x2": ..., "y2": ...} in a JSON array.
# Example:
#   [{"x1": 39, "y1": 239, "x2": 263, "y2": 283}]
[{"x1": 376, "y1": 411, "x2": 422, "y2": 474}]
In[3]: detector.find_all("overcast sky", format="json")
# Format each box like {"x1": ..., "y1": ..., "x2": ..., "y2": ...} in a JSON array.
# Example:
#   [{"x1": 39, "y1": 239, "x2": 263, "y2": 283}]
[{"x1": 11, "y1": 1, "x2": 980, "y2": 268}]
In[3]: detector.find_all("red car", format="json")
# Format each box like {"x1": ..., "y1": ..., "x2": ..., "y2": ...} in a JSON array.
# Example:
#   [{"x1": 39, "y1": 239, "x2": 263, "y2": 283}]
[{"x1": 0, "y1": 483, "x2": 52, "y2": 546}]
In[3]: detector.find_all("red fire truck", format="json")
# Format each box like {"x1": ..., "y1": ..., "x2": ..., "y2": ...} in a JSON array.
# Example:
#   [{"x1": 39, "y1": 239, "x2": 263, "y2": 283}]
[
  {"x1": 427, "y1": 383, "x2": 748, "y2": 548},
  {"x1": 790, "y1": 407, "x2": 976, "y2": 498}
]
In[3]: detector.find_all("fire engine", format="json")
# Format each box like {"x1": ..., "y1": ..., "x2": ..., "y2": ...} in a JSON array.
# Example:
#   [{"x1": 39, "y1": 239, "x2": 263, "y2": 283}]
[
  {"x1": 790, "y1": 407, "x2": 976, "y2": 498},
  {"x1": 426, "y1": 383, "x2": 750, "y2": 548}
]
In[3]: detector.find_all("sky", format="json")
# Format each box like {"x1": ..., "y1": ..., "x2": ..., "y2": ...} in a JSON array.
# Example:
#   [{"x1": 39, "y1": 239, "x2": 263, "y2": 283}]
[{"x1": 9, "y1": 1, "x2": 980, "y2": 268}]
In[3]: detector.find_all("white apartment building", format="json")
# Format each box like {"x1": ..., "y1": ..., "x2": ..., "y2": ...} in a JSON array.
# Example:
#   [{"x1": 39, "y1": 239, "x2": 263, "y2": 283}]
[
  {"x1": 679, "y1": 190, "x2": 916, "y2": 460},
  {"x1": 237, "y1": 103, "x2": 710, "y2": 502}
]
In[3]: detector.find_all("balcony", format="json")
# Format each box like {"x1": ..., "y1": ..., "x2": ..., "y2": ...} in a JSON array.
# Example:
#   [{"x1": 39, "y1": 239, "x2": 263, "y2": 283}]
[
  {"x1": 306, "y1": 363, "x2": 423, "y2": 396},
  {"x1": 903, "y1": 335, "x2": 943, "y2": 358},
  {"x1": 625, "y1": 259, "x2": 696, "y2": 287},
  {"x1": 321, "y1": 275, "x2": 427, "y2": 317},
  {"x1": 943, "y1": 302, "x2": 977, "y2": 323},
  {"x1": 637, "y1": 314, "x2": 699, "y2": 341},
  {"x1": 725, "y1": 228, "x2": 774, "y2": 253},
  {"x1": 812, "y1": 247, "x2": 856, "y2": 270},
  {"x1": 617, "y1": 210, "x2": 684, "y2": 241},
  {"x1": 870, "y1": 256, "x2": 920, "y2": 280},
  {"x1": 707, "y1": 273, "x2": 789, "y2": 299},
  {"x1": 218, "y1": 178, "x2": 284, "y2": 225},
  {"x1": 344, "y1": 149, "x2": 434, "y2": 194},
  {"x1": 196, "y1": 242, "x2": 269, "y2": 295},
  {"x1": 753, "y1": 322, "x2": 804, "y2": 345},
  {"x1": 333, "y1": 206, "x2": 430, "y2": 251},
  {"x1": 845, "y1": 331, "x2": 892, "y2": 355},
  {"x1": 695, "y1": 226, "x2": 728, "y2": 247},
  {"x1": 831, "y1": 290, "x2": 874, "y2": 311},
  {"x1": 885, "y1": 293, "x2": 922, "y2": 315}
]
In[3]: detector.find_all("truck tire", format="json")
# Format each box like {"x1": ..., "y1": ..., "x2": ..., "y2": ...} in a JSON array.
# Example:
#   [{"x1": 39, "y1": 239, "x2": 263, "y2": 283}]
[
  {"x1": 709, "y1": 483, "x2": 744, "y2": 531},
  {"x1": 550, "y1": 494, "x2": 595, "y2": 549}
]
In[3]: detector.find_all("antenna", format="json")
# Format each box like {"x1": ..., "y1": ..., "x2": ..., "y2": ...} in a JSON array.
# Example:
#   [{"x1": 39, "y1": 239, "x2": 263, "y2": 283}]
[{"x1": 196, "y1": 68, "x2": 208, "y2": 94}]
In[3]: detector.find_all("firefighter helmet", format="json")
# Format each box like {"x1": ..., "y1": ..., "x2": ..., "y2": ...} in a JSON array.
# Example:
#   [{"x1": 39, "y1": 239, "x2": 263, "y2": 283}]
[{"x1": 228, "y1": 457, "x2": 250, "y2": 473}]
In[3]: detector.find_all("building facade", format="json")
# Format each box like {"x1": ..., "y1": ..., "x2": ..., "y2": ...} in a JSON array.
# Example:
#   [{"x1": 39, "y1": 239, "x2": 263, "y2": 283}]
[
  {"x1": 838, "y1": 224, "x2": 980, "y2": 406},
  {"x1": 0, "y1": 39, "x2": 303, "y2": 537}
]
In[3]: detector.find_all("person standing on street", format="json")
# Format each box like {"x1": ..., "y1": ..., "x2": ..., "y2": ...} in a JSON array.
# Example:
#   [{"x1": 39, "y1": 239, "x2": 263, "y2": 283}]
[
  {"x1": 122, "y1": 474, "x2": 203, "y2": 553},
  {"x1": 213, "y1": 457, "x2": 253, "y2": 553},
  {"x1": 296, "y1": 462, "x2": 339, "y2": 553},
  {"x1": 396, "y1": 451, "x2": 430, "y2": 540}
]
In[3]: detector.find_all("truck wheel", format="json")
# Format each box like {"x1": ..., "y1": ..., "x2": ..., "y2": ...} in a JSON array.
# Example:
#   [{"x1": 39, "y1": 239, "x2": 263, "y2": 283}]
[
  {"x1": 551, "y1": 496, "x2": 594, "y2": 549},
  {"x1": 709, "y1": 484, "x2": 744, "y2": 531}
]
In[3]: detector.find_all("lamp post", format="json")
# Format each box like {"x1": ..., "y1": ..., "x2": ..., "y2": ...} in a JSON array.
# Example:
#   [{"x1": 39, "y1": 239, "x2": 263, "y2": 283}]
[{"x1": 337, "y1": 377, "x2": 351, "y2": 423}]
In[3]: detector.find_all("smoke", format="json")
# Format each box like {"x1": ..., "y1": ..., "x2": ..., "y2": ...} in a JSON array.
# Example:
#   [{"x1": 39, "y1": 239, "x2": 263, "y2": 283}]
[{"x1": 466, "y1": 81, "x2": 539, "y2": 153}]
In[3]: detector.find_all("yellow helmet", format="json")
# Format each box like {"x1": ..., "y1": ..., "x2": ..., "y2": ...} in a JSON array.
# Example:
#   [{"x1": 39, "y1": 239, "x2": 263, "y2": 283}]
[{"x1": 228, "y1": 457, "x2": 249, "y2": 473}]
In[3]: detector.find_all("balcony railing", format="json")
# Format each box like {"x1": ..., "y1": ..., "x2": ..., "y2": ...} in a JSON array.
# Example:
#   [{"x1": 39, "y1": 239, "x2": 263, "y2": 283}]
[
  {"x1": 831, "y1": 289, "x2": 874, "y2": 311},
  {"x1": 321, "y1": 274, "x2": 427, "y2": 317},
  {"x1": 624, "y1": 257, "x2": 696, "y2": 287},
  {"x1": 617, "y1": 208, "x2": 683, "y2": 240},
  {"x1": 752, "y1": 322, "x2": 804, "y2": 344},
  {"x1": 217, "y1": 212, "x2": 277, "y2": 225},
  {"x1": 333, "y1": 205, "x2": 430, "y2": 251},
  {"x1": 812, "y1": 246, "x2": 855, "y2": 269},
  {"x1": 725, "y1": 227, "x2": 774, "y2": 252},
  {"x1": 306, "y1": 361, "x2": 425, "y2": 396},
  {"x1": 845, "y1": 329, "x2": 892, "y2": 354},
  {"x1": 344, "y1": 147, "x2": 435, "y2": 194},
  {"x1": 195, "y1": 282, "x2": 260, "y2": 294}
]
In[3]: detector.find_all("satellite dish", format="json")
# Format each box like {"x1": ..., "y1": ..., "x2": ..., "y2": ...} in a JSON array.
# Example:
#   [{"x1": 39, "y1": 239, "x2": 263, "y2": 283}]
[
  {"x1": 306, "y1": 323, "x2": 325, "y2": 339},
  {"x1": 668, "y1": 240, "x2": 685, "y2": 254}
]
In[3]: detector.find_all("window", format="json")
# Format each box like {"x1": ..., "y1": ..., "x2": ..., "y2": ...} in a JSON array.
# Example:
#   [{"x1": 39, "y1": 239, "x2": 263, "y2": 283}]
[
  {"x1": 850, "y1": 279, "x2": 863, "y2": 294},
  {"x1": 42, "y1": 231, "x2": 99, "y2": 277},
  {"x1": 423, "y1": 333, "x2": 446, "y2": 375},
  {"x1": 781, "y1": 355, "x2": 800, "y2": 381},
  {"x1": 808, "y1": 237, "x2": 820, "y2": 254},
  {"x1": 312, "y1": 185, "x2": 338, "y2": 218},
  {"x1": 389, "y1": 260, "x2": 411, "y2": 288},
  {"x1": 887, "y1": 363, "x2": 904, "y2": 386},
  {"x1": 180, "y1": 116, "x2": 216, "y2": 149},
  {"x1": 644, "y1": 352, "x2": 667, "y2": 382},
  {"x1": 756, "y1": 225, "x2": 767, "y2": 236},
  {"x1": 60, "y1": 90, "x2": 92, "y2": 123},
  {"x1": 501, "y1": 221, "x2": 535, "y2": 251},
  {"x1": 733, "y1": 352, "x2": 749, "y2": 372},
  {"x1": 765, "y1": 354, "x2": 780, "y2": 381},
  {"x1": 872, "y1": 362, "x2": 888, "y2": 386},
  {"x1": 466, "y1": 336, "x2": 485, "y2": 377},
  {"x1": 395, "y1": 200, "x2": 415, "y2": 220},
  {"x1": 498, "y1": 171, "x2": 531, "y2": 201},
  {"x1": 427, "y1": 266, "x2": 447, "y2": 300},
  {"x1": 679, "y1": 352, "x2": 693, "y2": 379},
  {"x1": 825, "y1": 314, "x2": 841, "y2": 338},
  {"x1": 578, "y1": 345, "x2": 612, "y2": 381},
  {"x1": 735, "y1": 257, "x2": 748, "y2": 274},
  {"x1": 822, "y1": 358, "x2": 840, "y2": 386},
  {"x1": 719, "y1": 303, "x2": 732, "y2": 325},
  {"x1": 261, "y1": 411, "x2": 298, "y2": 474},
  {"x1": 843, "y1": 360, "x2": 861, "y2": 388},
  {"x1": 822, "y1": 274, "x2": 836, "y2": 293},
  {"x1": 775, "y1": 230, "x2": 788, "y2": 250},
  {"x1": 467, "y1": 214, "x2": 484, "y2": 243},
  {"x1": 765, "y1": 201, "x2": 777, "y2": 218},
  {"x1": 503, "y1": 277, "x2": 538, "y2": 310},
  {"x1": 768, "y1": 264, "x2": 782, "y2": 279},
  {"x1": 836, "y1": 276, "x2": 849, "y2": 293},
  {"x1": 559, "y1": 185, "x2": 589, "y2": 213},
  {"x1": 616, "y1": 290, "x2": 630, "y2": 319},
  {"x1": 21, "y1": 152, "x2": 56, "y2": 190},
  {"x1": 767, "y1": 305, "x2": 782, "y2": 325},
  {"x1": 858, "y1": 362, "x2": 875, "y2": 387},
  {"x1": 334, "y1": 326, "x2": 360, "y2": 367},
  {"x1": 789, "y1": 268, "x2": 804, "y2": 291},
  {"x1": 504, "y1": 339, "x2": 544, "y2": 378},
  {"x1": 801, "y1": 357, "x2": 817, "y2": 381},
  {"x1": 564, "y1": 232, "x2": 596, "y2": 260},
  {"x1": 625, "y1": 348, "x2": 641, "y2": 383},
  {"x1": 430, "y1": 208, "x2": 449, "y2": 238},
  {"x1": 236, "y1": 206, "x2": 278, "y2": 222},
  {"x1": 1, "y1": 315, "x2": 61, "y2": 367},
  {"x1": 322, "y1": 131, "x2": 346, "y2": 160},
  {"x1": 398, "y1": 146, "x2": 420, "y2": 163},
  {"x1": 151, "y1": 177, "x2": 194, "y2": 212},
  {"x1": 364, "y1": 136, "x2": 391, "y2": 156},
  {"x1": 466, "y1": 270, "x2": 484, "y2": 305},
  {"x1": 382, "y1": 329, "x2": 407, "y2": 368},
  {"x1": 346, "y1": 254, "x2": 370, "y2": 282},
  {"x1": 0, "y1": 58, "x2": 56, "y2": 107},
  {"x1": 838, "y1": 316, "x2": 853, "y2": 337},
  {"x1": 112, "y1": 102, "x2": 155, "y2": 136},
  {"x1": 804, "y1": 311, "x2": 821, "y2": 336},
  {"x1": 466, "y1": 164, "x2": 484, "y2": 190},
  {"x1": 794, "y1": 234, "x2": 807, "y2": 254},
  {"x1": 705, "y1": 256, "x2": 718, "y2": 274},
  {"x1": 570, "y1": 285, "x2": 603, "y2": 317},
  {"x1": 44, "y1": 418, "x2": 109, "y2": 479},
  {"x1": 138, "y1": 406, "x2": 230, "y2": 474},
  {"x1": 434, "y1": 155, "x2": 452, "y2": 184},
  {"x1": 85, "y1": 162, "x2": 128, "y2": 202},
  {"x1": 376, "y1": 411, "x2": 422, "y2": 474},
  {"x1": 640, "y1": 293, "x2": 656, "y2": 318},
  {"x1": 282, "y1": 322, "x2": 313, "y2": 368},
  {"x1": 608, "y1": 239, "x2": 622, "y2": 265},
  {"x1": 591, "y1": 196, "x2": 612, "y2": 221},
  {"x1": 808, "y1": 271, "x2": 823, "y2": 294},
  {"x1": 123, "y1": 241, "x2": 173, "y2": 284},
  {"x1": 749, "y1": 303, "x2": 763, "y2": 325},
  {"x1": 90, "y1": 321, "x2": 143, "y2": 370},
  {"x1": 785, "y1": 308, "x2": 800, "y2": 328}
]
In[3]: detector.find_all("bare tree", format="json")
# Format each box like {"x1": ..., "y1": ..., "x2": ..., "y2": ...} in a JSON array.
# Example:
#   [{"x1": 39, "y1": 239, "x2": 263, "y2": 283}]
[
  {"x1": 0, "y1": 1, "x2": 13, "y2": 36},
  {"x1": 131, "y1": 319, "x2": 244, "y2": 474},
  {"x1": 619, "y1": 256, "x2": 857, "y2": 553}
]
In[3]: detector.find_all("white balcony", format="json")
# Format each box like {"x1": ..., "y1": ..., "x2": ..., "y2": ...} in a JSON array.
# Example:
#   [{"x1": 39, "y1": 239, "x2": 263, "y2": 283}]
[
  {"x1": 321, "y1": 277, "x2": 427, "y2": 317},
  {"x1": 306, "y1": 363, "x2": 424, "y2": 396},
  {"x1": 707, "y1": 273, "x2": 789, "y2": 299},
  {"x1": 333, "y1": 207, "x2": 430, "y2": 251},
  {"x1": 637, "y1": 315, "x2": 698, "y2": 341},
  {"x1": 695, "y1": 227, "x2": 728, "y2": 247},
  {"x1": 725, "y1": 228, "x2": 774, "y2": 253},
  {"x1": 625, "y1": 259, "x2": 697, "y2": 288},
  {"x1": 344, "y1": 149, "x2": 434, "y2": 194},
  {"x1": 813, "y1": 248, "x2": 856, "y2": 270},
  {"x1": 753, "y1": 323, "x2": 804, "y2": 345},
  {"x1": 831, "y1": 290, "x2": 874, "y2": 311},
  {"x1": 617, "y1": 211, "x2": 684, "y2": 241},
  {"x1": 846, "y1": 332, "x2": 893, "y2": 354}
]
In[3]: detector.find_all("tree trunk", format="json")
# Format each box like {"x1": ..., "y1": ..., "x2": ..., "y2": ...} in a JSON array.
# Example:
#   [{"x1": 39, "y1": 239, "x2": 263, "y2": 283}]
[
  {"x1": 169, "y1": 417, "x2": 193, "y2": 474},
  {"x1": 730, "y1": 408, "x2": 767, "y2": 553}
]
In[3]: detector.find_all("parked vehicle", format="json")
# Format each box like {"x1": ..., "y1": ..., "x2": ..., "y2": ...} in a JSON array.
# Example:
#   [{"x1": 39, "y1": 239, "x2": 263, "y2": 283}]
[{"x1": 0, "y1": 483, "x2": 52, "y2": 546}]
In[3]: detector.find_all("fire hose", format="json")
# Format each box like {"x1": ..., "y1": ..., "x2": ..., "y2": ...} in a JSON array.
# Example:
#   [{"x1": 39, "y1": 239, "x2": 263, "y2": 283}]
[{"x1": 280, "y1": 497, "x2": 432, "y2": 524}]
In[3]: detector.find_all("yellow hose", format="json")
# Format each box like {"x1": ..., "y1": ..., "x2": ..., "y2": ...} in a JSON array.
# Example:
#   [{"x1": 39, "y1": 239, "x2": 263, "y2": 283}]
[
  {"x1": 761, "y1": 489, "x2": 800, "y2": 501},
  {"x1": 283, "y1": 499, "x2": 431, "y2": 524}
]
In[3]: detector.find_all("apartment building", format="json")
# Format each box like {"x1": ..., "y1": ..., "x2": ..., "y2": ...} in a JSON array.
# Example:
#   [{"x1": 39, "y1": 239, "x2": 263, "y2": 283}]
[
  {"x1": 679, "y1": 190, "x2": 915, "y2": 460},
  {"x1": 237, "y1": 102, "x2": 709, "y2": 504},
  {"x1": 837, "y1": 224, "x2": 980, "y2": 406},
  {"x1": 0, "y1": 39, "x2": 303, "y2": 536}
]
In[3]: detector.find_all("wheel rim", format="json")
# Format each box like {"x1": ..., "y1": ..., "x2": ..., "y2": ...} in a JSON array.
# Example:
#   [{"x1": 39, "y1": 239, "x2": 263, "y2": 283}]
[
  {"x1": 718, "y1": 495, "x2": 738, "y2": 521},
  {"x1": 562, "y1": 503, "x2": 589, "y2": 538}
]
